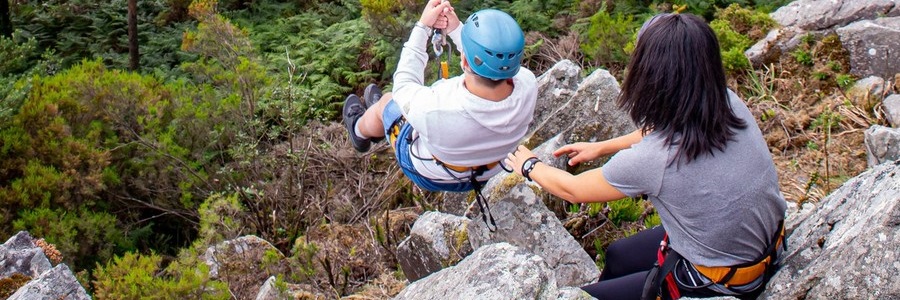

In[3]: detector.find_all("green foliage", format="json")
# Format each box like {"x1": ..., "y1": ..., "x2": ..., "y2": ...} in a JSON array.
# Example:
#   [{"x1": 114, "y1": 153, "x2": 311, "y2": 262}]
[
  {"x1": 10, "y1": 0, "x2": 195, "y2": 73},
  {"x1": 792, "y1": 49, "x2": 813, "y2": 66},
  {"x1": 608, "y1": 198, "x2": 643, "y2": 227},
  {"x1": 92, "y1": 252, "x2": 229, "y2": 299},
  {"x1": 836, "y1": 74, "x2": 855, "y2": 89},
  {"x1": 289, "y1": 236, "x2": 320, "y2": 282},
  {"x1": 710, "y1": 4, "x2": 778, "y2": 73},
  {"x1": 13, "y1": 208, "x2": 132, "y2": 270},
  {"x1": 0, "y1": 33, "x2": 40, "y2": 75},
  {"x1": 576, "y1": 6, "x2": 637, "y2": 67},
  {"x1": 643, "y1": 212, "x2": 662, "y2": 228},
  {"x1": 506, "y1": 0, "x2": 575, "y2": 34},
  {"x1": 587, "y1": 203, "x2": 604, "y2": 218},
  {"x1": 195, "y1": 193, "x2": 247, "y2": 248},
  {"x1": 593, "y1": 239, "x2": 606, "y2": 270}
]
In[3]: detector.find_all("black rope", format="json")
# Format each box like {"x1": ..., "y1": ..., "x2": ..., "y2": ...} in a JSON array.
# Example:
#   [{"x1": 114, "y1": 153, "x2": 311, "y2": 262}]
[{"x1": 470, "y1": 166, "x2": 497, "y2": 232}]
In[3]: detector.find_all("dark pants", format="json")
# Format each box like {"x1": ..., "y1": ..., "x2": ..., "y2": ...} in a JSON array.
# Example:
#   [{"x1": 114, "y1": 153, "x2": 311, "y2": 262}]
[{"x1": 581, "y1": 227, "x2": 758, "y2": 300}]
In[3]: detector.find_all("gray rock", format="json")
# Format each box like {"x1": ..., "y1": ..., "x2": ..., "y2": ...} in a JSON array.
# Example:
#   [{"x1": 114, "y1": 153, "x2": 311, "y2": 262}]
[
  {"x1": 864, "y1": 125, "x2": 900, "y2": 166},
  {"x1": 785, "y1": 200, "x2": 817, "y2": 233},
  {"x1": 204, "y1": 235, "x2": 286, "y2": 300},
  {"x1": 393, "y1": 243, "x2": 558, "y2": 300},
  {"x1": 771, "y1": 0, "x2": 897, "y2": 30},
  {"x1": 529, "y1": 60, "x2": 635, "y2": 148},
  {"x1": 256, "y1": 276, "x2": 281, "y2": 300},
  {"x1": 397, "y1": 212, "x2": 472, "y2": 282},
  {"x1": 745, "y1": 27, "x2": 824, "y2": 68},
  {"x1": 0, "y1": 231, "x2": 52, "y2": 278},
  {"x1": 884, "y1": 94, "x2": 900, "y2": 127},
  {"x1": 558, "y1": 286, "x2": 596, "y2": 300},
  {"x1": 761, "y1": 161, "x2": 900, "y2": 299},
  {"x1": 468, "y1": 184, "x2": 600, "y2": 287},
  {"x1": 837, "y1": 17, "x2": 900, "y2": 79},
  {"x1": 848, "y1": 76, "x2": 886, "y2": 107},
  {"x1": 7, "y1": 264, "x2": 90, "y2": 300}
]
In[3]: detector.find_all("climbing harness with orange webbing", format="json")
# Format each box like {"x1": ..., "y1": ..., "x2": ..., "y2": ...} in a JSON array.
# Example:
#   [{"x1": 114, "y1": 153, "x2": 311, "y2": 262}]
[{"x1": 640, "y1": 221, "x2": 786, "y2": 300}]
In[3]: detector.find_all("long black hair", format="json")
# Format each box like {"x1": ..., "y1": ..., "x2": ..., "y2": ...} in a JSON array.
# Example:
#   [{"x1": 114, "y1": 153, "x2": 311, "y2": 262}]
[{"x1": 618, "y1": 13, "x2": 746, "y2": 164}]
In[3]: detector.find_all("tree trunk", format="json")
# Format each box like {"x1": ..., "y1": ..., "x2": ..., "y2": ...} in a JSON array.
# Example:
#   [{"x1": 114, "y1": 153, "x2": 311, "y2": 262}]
[
  {"x1": 1, "y1": 0, "x2": 12, "y2": 38},
  {"x1": 127, "y1": 0, "x2": 139, "y2": 70}
]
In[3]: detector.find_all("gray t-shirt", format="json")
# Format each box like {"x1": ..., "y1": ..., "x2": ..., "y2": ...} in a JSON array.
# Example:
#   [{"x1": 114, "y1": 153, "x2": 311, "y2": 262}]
[{"x1": 603, "y1": 90, "x2": 787, "y2": 267}]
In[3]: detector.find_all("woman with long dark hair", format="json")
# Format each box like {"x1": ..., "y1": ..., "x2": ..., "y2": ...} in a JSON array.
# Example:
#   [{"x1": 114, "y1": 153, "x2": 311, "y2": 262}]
[{"x1": 506, "y1": 13, "x2": 786, "y2": 299}]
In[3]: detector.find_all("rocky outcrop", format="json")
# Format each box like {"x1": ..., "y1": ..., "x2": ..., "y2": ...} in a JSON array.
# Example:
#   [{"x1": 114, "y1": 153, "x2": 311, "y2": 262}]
[
  {"x1": 393, "y1": 243, "x2": 558, "y2": 300},
  {"x1": 7, "y1": 264, "x2": 89, "y2": 300},
  {"x1": 750, "y1": 1, "x2": 900, "y2": 79},
  {"x1": 0, "y1": 231, "x2": 89, "y2": 300},
  {"x1": 468, "y1": 184, "x2": 600, "y2": 287},
  {"x1": 203, "y1": 235, "x2": 287, "y2": 300},
  {"x1": 397, "y1": 212, "x2": 472, "y2": 282},
  {"x1": 865, "y1": 125, "x2": 900, "y2": 166},
  {"x1": 762, "y1": 161, "x2": 900, "y2": 298},
  {"x1": 836, "y1": 17, "x2": 900, "y2": 79},
  {"x1": 0, "y1": 232, "x2": 52, "y2": 278},
  {"x1": 770, "y1": 0, "x2": 898, "y2": 30},
  {"x1": 528, "y1": 60, "x2": 635, "y2": 147}
]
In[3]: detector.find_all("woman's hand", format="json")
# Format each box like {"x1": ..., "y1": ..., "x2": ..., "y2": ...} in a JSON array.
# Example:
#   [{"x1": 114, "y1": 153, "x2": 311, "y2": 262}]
[
  {"x1": 418, "y1": 0, "x2": 452, "y2": 28},
  {"x1": 553, "y1": 142, "x2": 605, "y2": 166},
  {"x1": 505, "y1": 145, "x2": 538, "y2": 176}
]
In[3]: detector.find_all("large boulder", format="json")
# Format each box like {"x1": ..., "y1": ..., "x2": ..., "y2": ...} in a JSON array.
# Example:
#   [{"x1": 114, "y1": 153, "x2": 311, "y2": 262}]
[
  {"x1": 836, "y1": 17, "x2": 900, "y2": 79},
  {"x1": 0, "y1": 232, "x2": 52, "y2": 278},
  {"x1": 203, "y1": 235, "x2": 287, "y2": 300},
  {"x1": 393, "y1": 243, "x2": 558, "y2": 300},
  {"x1": 529, "y1": 60, "x2": 635, "y2": 147},
  {"x1": 864, "y1": 125, "x2": 900, "y2": 167},
  {"x1": 397, "y1": 212, "x2": 472, "y2": 282},
  {"x1": 770, "y1": 0, "x2": 897, "y2": 30},
  {"x1": 762, "y1": 161, "x2": 900, "y2": 298},
  {"x1": 7, "y1": 264, "x2": 89, "y2": 300},
  {"x1": 468, "y1": 184, "x2": 600, "y2": 287}
]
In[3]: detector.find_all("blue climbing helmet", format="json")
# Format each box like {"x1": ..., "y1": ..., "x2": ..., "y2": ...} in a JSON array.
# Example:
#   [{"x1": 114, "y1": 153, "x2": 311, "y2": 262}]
[{"x1": 461, "y1": 9, "x2": 525, "y2": 80}]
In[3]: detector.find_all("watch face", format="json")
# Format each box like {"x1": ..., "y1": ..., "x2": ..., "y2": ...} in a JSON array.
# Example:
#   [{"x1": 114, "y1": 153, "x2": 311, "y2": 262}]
[{"x1": 523, "y1": 160, "x2": 534, "y2": 171}]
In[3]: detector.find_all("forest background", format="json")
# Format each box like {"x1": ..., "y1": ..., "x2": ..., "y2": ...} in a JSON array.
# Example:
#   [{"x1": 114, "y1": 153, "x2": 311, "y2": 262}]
[{"x1": 2, "y1": 0, "x2": 871, "y2": 298}]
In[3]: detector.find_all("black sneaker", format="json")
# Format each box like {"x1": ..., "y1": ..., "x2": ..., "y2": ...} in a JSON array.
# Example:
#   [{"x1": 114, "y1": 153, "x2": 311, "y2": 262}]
[
  {"x1": 343, "y1": 94, "x2": 371, "y2": 152},
  {"x1": 363, "y1": 83, "x2": 383, "y2": 109}
]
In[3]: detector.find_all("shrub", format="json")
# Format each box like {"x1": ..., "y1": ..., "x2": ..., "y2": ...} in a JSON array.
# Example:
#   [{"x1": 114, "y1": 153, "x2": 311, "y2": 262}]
[
  {"x1": 12, "y1": 208, "x2": 132, "y2": 270},
  {"x1": 710, "y1": 4, "x2": 778, "y2": 73},
  {"x1": 92, "y1": 252, "x2": 229, "y2": 299},
  {"x1": 576, "y1": 6, "x2": 637, "y2": 67}
]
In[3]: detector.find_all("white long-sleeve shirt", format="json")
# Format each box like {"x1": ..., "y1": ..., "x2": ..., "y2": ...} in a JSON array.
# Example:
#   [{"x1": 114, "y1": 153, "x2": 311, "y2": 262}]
[{"x1": 392, "y1": 24, "x2": 537, "y2": 181}]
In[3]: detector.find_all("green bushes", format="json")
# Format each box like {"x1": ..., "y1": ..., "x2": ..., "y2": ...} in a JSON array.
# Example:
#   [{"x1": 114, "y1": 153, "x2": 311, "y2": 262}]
[
  {"x1": 92, "y1": 252, "x2": 229, "y2": 299},
  {"x1": 576, "y1": 7, "x2": 638, "y2": 68},
  {"x1": 13, "y1": 208, "x2": 132, "y2": 270},
  {"x1": 710, "y1": 4, "x2": 778, "y2": 73}
]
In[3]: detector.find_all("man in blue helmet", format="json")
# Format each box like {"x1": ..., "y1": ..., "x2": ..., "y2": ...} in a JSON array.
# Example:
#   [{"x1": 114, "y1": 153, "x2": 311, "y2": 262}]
[{"x1": 342, "y1": 0, "x2": 537, "y2": 193}]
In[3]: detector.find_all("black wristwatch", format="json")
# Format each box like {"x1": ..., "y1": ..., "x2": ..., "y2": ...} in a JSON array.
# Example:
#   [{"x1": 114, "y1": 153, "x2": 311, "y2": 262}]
[{"x1": 521, "y1": 157, "x2": 541, "y2": 181}]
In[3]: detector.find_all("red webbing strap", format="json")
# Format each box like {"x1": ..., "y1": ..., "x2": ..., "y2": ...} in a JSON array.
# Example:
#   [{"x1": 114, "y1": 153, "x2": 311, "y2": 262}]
[{"x1": 657, "y1": 233, "x2": 681, "y2": 299}]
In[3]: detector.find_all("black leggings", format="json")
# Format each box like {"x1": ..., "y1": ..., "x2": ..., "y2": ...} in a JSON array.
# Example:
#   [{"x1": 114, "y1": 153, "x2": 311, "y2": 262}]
[
  {"x1": 581, "y1": 227, "x2": 746, "y2": 300},
  {"x1": 581, "y1": 226, "x2": 664, "y2": 300}
]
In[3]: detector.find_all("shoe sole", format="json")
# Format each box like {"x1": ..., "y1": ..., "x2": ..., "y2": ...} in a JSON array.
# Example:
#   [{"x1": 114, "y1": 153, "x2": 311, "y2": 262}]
[
  {"x1": 343, "y1": 94, "x2": 371, "y2": 152},
  {"x1": 363, "y1": 83, "x2": 382, "y2": 109}
]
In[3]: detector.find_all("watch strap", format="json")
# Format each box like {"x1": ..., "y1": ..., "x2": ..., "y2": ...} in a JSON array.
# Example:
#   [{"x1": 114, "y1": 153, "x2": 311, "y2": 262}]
[{"x1": 522, "y1": 157, "x2": 541, "y2": 181}]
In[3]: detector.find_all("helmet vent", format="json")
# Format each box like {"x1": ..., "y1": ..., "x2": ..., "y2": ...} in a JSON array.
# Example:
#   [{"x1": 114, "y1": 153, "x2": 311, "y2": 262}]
[
  {"x1": 473, "y1": 56, "x2": 484, "y2": 66},
  {"x1": 472, "y1": 15, "x2": 479, "y2": 27}
]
